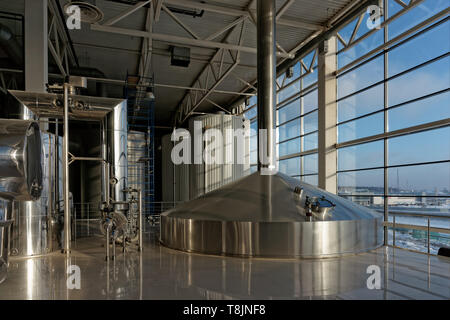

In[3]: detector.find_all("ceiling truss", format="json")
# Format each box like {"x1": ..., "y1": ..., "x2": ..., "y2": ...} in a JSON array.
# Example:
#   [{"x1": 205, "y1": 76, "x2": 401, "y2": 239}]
[{"x1": 88, "y1": 0, "x2": 321, "y2": 125}]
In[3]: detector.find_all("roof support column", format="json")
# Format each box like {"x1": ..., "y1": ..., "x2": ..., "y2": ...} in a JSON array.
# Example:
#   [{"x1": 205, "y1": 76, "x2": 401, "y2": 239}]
[
  {"x1": 256, "y1": 0, "x2": 277, "y2": 174},
  {"x1": 318, "y1": 36, "x2": 337, "y2": 193},
  {"x1": 25, "y1": 0, "x2": 48, "y2": 93}
]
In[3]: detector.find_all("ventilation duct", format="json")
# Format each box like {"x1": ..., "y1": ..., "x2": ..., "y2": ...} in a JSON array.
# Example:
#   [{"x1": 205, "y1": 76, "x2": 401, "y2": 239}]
[{"x1": 63, "y1": 1, "x2": 104, "y2": 24}]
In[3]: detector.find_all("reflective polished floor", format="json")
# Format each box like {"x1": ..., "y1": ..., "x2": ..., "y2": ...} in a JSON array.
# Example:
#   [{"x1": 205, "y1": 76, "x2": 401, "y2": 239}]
[{"x1": 0, "y1": 226, "x2": 449, "y2": 300}]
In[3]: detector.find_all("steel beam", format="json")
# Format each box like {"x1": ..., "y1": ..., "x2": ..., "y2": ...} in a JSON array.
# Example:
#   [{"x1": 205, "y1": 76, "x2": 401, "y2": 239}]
[
  {"x1": 175, "y1": 18, "x2": 247, "y2": 125},
  {"x1": 276, "y1": 0, "x2": 295, "y2": 20},
  {"x1": 205, "y1": 16, "x2": 247, "y2": 41},
  {"x1": 161, "y1": 3, "x2": 199, "y2": 39},
  {"x1": 103, "y1": 1, "x2": 151, "y2": 26},
  {"x1": 163, "y1": 0, "x2": 322, "y2": 31},
  {"x1": 90, "y1": 24, "x2": 294, "y2": 58}
]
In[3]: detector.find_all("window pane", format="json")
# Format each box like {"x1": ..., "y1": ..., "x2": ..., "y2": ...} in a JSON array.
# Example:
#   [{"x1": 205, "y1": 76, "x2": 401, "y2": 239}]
[
  {"x1": 303, "y1": 111, "x2": 318, "y2": 134},
  {"x1": 278, "y1": 99, "x2": 300, "y2": 124},
  {"x1": 302, "y1": 153, "x2": 318, "y2": 175},
  {"x1": 250, "y1": 96, "x2": 257, "y2": 106},
  {"x1": 338, "y1": 55, "x2": 384, "y2": 99},
  {"x1": 303, "y1": 132, "x2": 318, "y2": 151},
  {"x1": 338, "y1": 140, "x2": 384, "y2": 171},
  {"x1": 338, "y1": 112, "x2": 384, "y2": 143},
  {"x1": 250, "y1": 134, "x2": 257, "y2": 152},
  {"x1": 388, "y1": 127, "x2": 450, "y2": 166},
  {"x1": 277, "y1": 73, "x2": 286, "y2": 87},
  {"x1": 388, "y1": 0, "x2": 449, "y2": 40},
  {"x1": 388, "y1": 56, "x2": 449, "y2": 106},
  {"x1": 302, "y1": 175, "x2": 318, "y2": 186},
  {"x1": 388, "y1": 162, "x2": 450, "y2": 196},
  {"x1": 303, "y1": 69, "x2": 318, "y2": 88},
  {"x1": 279, "y1": 137, "x2": 300, "y2": 157},
  {"x1": 250, "y1": 120, "x2": 257, "y2": 135},
  {"x1": 279, "y1": 157, "x2": 300, "y2": 176},
  {"x1": 340, "y1": 195, "x2": 384, "y2": 209},
  {"x1": 278, "y1": 80, "x2": 300, "y2": 102},
  {"x1": 338, "y1": 29, "x2": 384, "y2": 69},
  {"x1": 303, "y1": 89, "x2": 318, "y2": 114},
  {"x1": 388, "y1": 21, "x2": 450, "y2": 77},
  {"x1": 337, "y1": 16, "x2": 359, "y2": 49},
  {"x1": 244, "y1": 107, "x2": 257, "y2": 120},
  {"x1": 250, "y1": 150, "x2": 257, "y2": 164},
  {"x1": 338, "y1": 169, "x2": 384, "y2": 195},
  {"x1": 387, "y1": 197, "x2": 450, "y2": 225},
  {"x1": 338, "y1": 84, "x2": 383, "y2": 123},
  {"x1": 279, "y1": 119, "x2": 300, "y2": 142},
  {"x1": 388, "y1": 91, "x2": 450, "y2": 131}
]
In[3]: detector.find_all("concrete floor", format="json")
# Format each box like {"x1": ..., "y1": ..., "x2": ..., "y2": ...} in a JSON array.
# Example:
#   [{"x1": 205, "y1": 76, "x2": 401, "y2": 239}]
[{"x1": 1, "y1": 227, "x2": 449, "y2": 300}]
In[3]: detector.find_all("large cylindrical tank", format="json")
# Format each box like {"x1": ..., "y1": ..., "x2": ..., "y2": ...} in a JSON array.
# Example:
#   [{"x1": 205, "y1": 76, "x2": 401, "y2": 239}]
[
  {"x1": 0, "y1": 119, "x2": 43, "y2": 200},
  {"x1": 10, "y1": 133, "x2": 61, "y2": 256},
  {"x1": 105, "y1": 100, "x2": 127, "y2": 202},
  {"x1": 1, "y1": 102, "x2": 60, "y2": 257}
]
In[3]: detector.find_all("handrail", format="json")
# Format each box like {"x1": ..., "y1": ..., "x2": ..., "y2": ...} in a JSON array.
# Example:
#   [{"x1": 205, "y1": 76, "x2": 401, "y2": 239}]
[
  {"x1": 379, "y1": 210, "x2": 450, "y2": 255},
  {"x1": 374, "y1": 209, "x2": 450, "y2": 219},
  {"x1": 383, "y1": 222, "x2": 450, "y2": 234}
]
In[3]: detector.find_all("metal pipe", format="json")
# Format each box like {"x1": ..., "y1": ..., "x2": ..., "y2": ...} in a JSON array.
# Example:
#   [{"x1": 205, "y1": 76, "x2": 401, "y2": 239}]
[
  {"x1": 63, "y1": 82, "x2": 71, "y2": 254},
  {"x1": 256, "y1": 0, "x2": 276, "y2": 173},
  {"x1": 90, "y1": 24, "x2": 294, "y2": 59},
  {"x1": 138, "y1": 189, "x2": 143, "y2": 252},
  {"x1": 105, "y1": 162, "x2": 110, "y2": 204}
]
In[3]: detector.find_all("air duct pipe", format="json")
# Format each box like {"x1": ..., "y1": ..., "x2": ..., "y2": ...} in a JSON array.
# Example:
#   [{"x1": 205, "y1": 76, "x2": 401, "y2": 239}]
[{"x1": 256, "y1": 0, "x2": 276, "y2": 173}]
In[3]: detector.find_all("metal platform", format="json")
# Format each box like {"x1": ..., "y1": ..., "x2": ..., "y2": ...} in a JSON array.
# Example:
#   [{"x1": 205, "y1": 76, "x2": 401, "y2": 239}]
[{"x1": 8, "y1": 90, "x2": 124, "y2": 120}]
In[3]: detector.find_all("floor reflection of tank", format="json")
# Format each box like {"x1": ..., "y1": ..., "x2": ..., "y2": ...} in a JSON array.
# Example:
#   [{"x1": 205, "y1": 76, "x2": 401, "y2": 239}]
[{"x1": 159, "y1": 249, "x2": 384, "y2": 299}]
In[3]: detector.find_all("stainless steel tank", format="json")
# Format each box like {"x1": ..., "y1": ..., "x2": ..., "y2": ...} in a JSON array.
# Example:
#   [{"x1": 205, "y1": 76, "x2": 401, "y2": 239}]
[
  {"x1": 106, "y1": 100, "x2": 127, "y2": 202},
  {"x1": 0, "y1": 119, "x2": 43, "y2": 200},
  {"x1": 160, "y1": 172, "x2": 383, "y2": 258},
  {"x1": 10, "y1": 132, "x2": 60, "y2": 256}
]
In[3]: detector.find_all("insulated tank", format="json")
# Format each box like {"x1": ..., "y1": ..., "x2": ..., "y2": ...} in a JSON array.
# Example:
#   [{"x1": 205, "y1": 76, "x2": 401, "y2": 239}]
[{"x1": 0, "y1": 119, "x2": 43, "y2": 200}]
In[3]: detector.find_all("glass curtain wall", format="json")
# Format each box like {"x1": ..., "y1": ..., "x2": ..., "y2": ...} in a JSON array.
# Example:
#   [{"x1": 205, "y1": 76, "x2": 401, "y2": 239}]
[{"x1": 335, "y1": 0, "x2": 449, "y2": 253}]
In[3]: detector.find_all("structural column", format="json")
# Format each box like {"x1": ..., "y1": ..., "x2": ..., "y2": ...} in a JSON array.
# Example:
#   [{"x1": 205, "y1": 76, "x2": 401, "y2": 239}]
[
  {"x1": 25, "y1": 0, "x2": 48, "y2": 93},
  {"x1": 256, "y1": 0, "x2": 276, "y2": 174},
  {"x1": 318, "y1": 36, "x2": 337, "y2": 193}
]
